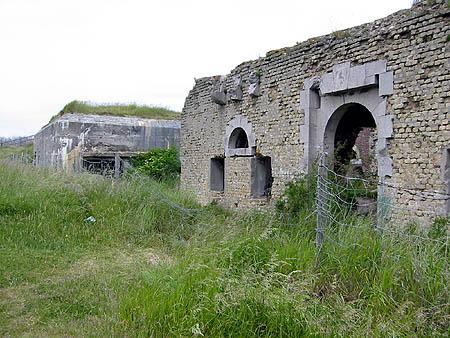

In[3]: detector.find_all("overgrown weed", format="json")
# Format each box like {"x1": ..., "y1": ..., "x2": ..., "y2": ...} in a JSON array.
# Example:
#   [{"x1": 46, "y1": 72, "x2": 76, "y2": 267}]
[{"x1": 1, "y1": 161, "x2": 448, "y2": 337}]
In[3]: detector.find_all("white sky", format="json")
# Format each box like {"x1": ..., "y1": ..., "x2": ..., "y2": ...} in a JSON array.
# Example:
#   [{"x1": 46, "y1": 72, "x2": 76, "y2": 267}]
[{"x1": 0, "y1": 0, "x2": 412, "y2": 137}]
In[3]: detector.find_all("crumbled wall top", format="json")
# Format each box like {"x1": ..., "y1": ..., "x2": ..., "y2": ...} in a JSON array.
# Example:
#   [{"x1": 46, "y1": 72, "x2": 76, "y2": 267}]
[{"x1": 183, "y1": 0, "x2": 448, "y2": 108}]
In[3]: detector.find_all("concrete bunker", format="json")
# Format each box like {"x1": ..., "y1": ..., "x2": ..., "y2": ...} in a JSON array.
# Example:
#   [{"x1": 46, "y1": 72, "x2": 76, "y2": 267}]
[{"x1": 34, "y1": 113, "x2": 180, "y2": 173}]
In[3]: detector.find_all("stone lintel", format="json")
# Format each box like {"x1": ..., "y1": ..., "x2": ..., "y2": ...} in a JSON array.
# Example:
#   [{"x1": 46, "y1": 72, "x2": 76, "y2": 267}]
[{"x1": 320, "y1": 60, "x2": 389, "y2": 95}]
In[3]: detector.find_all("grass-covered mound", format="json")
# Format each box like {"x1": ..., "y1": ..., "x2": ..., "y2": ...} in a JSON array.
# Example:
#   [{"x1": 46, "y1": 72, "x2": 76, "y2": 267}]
[
  {"x1": 51, "y1": 100, "x2": 179, "y2": 121},
  {"x1": 0, "y1": 161, "x2": 448, "y2": 337}
]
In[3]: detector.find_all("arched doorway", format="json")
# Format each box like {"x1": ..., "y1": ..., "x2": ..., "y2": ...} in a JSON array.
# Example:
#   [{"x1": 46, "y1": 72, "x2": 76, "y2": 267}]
[{"x1": 324, "y1": 103, "x2": 377, "y2": 179}]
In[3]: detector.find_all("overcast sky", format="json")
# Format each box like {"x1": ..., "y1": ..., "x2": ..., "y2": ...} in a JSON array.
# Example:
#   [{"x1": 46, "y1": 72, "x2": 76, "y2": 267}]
[{"x1": 0, "y1": 0, "x2": 412, "y2": 137}]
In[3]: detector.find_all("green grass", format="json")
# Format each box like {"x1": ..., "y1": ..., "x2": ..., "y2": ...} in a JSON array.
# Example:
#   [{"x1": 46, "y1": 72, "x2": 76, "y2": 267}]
[
  {"x1": 51, "y1": 100, "x2": 180, "y2": 122},
  {"x1": 0, "y1": 161, "x2": 448, "y2": 337}
]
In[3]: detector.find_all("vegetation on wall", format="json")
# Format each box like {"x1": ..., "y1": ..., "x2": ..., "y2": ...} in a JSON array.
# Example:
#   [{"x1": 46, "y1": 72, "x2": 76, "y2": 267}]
[{"x1": 51, "y1": 100, "x2": 179, "y2": 121}]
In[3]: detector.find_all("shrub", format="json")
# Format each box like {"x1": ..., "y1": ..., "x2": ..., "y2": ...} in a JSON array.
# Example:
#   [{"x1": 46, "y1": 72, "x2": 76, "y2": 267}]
[
  {"x1": 130, "y1": 146, "x2": 180, "y2": 180},
  {"x1": 275, "y1": 173, "x2": 316, "y2": 216}
]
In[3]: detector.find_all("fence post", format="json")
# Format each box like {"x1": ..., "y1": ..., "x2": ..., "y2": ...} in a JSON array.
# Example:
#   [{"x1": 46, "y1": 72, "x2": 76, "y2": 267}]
[
  {"x1": 316, "y1": 154, "x2": 326, "y2": 249},
  {"x1": 114, "y1": 153, "x2": 121, "y2": 180},
  {"x1": 376, "y1": 177, "x2": 392, "y2": 230}
]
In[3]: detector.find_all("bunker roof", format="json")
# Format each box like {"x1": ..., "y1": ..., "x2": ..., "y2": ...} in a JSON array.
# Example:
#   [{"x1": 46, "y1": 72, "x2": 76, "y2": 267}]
[{"x1": 51, "y1": 100, "x2": 180, "y2": 122}]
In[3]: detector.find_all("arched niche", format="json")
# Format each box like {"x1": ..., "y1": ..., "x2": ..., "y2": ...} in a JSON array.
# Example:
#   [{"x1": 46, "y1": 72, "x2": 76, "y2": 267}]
[
  {"x1": 229, "y1": 127, "x2": 249, "y2": 149},
  {"x1": 224, "y1": 115, "x2": 256, "y2": 157}
]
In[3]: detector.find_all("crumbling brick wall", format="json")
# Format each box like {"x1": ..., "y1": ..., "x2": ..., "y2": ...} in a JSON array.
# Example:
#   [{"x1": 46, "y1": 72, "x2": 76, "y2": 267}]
[{"x1": 181, "y1": 0, "x2": 449, "y2": 222}]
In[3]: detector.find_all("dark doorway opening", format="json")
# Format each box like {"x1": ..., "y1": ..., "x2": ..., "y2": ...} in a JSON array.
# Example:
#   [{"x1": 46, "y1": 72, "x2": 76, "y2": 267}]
[
  {"x1": 210, "y1": 157, "x2": 225, "y2": 192},
  {"x1": 251, "y1": 156, "x2": 273, "y2": 198},
  {"x1": 82, "y1": 156, "x2": 125, "y2": 176},
  {"x1": 333, "y1": 104, "x2": 377, "y2": 178}
]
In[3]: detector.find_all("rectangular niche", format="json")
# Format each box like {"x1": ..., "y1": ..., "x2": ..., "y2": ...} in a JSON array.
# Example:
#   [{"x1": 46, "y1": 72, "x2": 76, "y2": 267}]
[
  {"x1": 210, "y1": 157, "x2": 225, "y2": 192},
  {"x1": 251, "y1": 156, "x2": 272, "y2": 198}
]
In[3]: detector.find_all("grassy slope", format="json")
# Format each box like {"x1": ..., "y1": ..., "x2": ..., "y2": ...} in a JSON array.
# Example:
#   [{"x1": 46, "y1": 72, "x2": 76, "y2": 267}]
[
  {"x1": 51, "y1": 100, "x2": 180, "y2": 122},
  {"x1": 0, "y1": 162, "x2": 448, "y2": 337}
]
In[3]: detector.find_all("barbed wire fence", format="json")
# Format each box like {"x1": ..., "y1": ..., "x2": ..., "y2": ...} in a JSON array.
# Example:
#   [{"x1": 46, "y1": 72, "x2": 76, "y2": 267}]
[
  {"x1": 3, "y1": 144, "x2": 449, "y2": 253},
  {"x1": 315, "y1": 152, "x2": 450, "y2": 256}
]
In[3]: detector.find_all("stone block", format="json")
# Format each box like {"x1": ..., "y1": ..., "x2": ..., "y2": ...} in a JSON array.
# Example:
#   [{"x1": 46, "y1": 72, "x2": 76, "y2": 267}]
[
  {"x1": 378, "y1": 115, "x2": 394, "y2": 138},
  {"x1": 248, "y1": 71, "x2": 261, "y2": 97},
  {"x1": 299, "y1": 90, "x2": 308, "y2": 109},
  {"x1": 211, "y1": 91, "x2": 227, "y2": 105},
  {"x1": 332, "y1": 62, "x2": 351, "y2": 92},
  {"x1": 348, "y1": 64, "x2": 366, "y2": 89},
  {"x1": 373, "y1": 98, "x2": 387, "y2": 117},
  {"x1": 320, "y1": 73, "x2": 334, "y2": 94},
  {"x1": 365, "y1": 60, "x2": 386, "y2": 77},
  {"x1": 378, "y1": 155, "x2": 393, "y2": 177},
  {"x1": 379, "y1": 71, "x2": 394, "y2": 96},
  {"x1": 229, "y1": 75, "x2": 243, "y2": 101},
  {"x1": 299, "y1": 125, "x2": 307, "y2": 144}
]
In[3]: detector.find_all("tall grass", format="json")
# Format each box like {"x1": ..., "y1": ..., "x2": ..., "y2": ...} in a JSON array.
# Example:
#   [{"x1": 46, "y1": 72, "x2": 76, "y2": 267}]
[
  {"x1": 50, "y1": 100, "x2": 179, "y2": 122},
  {"x1": 0, "y1": 162, "x2": 197, "y2": 288},
  {"x1": 0, "y1": 161, "x2": 448, "y2": 337},
  {"x1": 119, "y1": 217, "x2": 449, "y2": 337}
]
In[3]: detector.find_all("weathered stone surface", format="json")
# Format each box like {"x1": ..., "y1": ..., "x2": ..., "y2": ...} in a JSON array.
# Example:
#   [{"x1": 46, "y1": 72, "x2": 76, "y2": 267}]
[
  {"x1": 181, "y1": 1, "x2": 450, "y2": 223},
  {"x1": 379, "y1": 71, "x2": 394, "y2": 96},
  {"x1": 248, "y1": 71, "x2": 261, "y2": 97},
  {"x1": 229, "y1": 75, "x2": 243, "y2": 101},
  {"x1": 211, "y1": 76, "x2": 227, "y2": 105},
  {"x1": 34, "y1": 113, "x2": 180, "y2": 172}
]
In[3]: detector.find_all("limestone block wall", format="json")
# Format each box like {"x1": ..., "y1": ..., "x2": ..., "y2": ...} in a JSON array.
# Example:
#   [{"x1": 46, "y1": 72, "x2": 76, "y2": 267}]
[
  {"x1": 34, "y1": 113, "x2": 180, "y2": 172},
  {"x1": 181, "y1": 1, "x2": 449, "y2": 221}
]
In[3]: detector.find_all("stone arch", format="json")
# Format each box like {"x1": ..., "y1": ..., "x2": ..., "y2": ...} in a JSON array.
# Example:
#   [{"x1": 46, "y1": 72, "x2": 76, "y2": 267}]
[
  {"x1": 324, "y1": 102, "x2": 377, "y2": 176},
  {"x1": 299, "y1": 60, "x2": 394, "y2": 179},
  {"x1": 224, "y1": 115, "x2": 256, "y2": 157}
]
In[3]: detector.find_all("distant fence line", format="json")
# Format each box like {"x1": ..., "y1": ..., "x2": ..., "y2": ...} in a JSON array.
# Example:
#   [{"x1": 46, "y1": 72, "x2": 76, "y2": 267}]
[
  {"x1": 7, "y1": 152, "x2": 34, "y2": 165},
  {"x1": 0, "y1": 135, "x2": 34, "y2": 148}
]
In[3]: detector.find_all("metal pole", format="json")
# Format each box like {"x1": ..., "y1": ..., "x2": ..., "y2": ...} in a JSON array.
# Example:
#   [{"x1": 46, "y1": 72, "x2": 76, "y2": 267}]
[{"x1": 316, "y1": 154, "x2": 325, "y2": 249}]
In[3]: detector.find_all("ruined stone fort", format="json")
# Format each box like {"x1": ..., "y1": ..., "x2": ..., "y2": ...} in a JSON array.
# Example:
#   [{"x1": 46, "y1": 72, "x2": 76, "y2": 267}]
[{"x1": 181, "y1": 1, "x2": 450, "y2": 221}]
